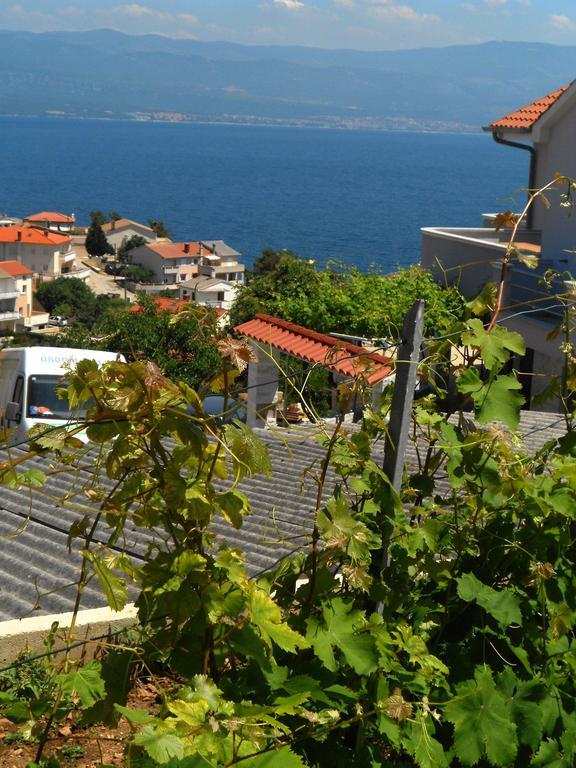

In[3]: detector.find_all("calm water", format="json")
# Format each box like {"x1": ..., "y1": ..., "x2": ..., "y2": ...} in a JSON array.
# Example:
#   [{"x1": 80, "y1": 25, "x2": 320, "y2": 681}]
[{"x1": 0, "y1": 117, "x2": 527, "y2": 271}]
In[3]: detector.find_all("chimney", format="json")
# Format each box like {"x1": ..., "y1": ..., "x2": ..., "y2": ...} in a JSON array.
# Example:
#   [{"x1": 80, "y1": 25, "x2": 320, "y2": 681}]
[
  {"x1": 199, "y1": 242, "x2": 203, "y2": 256},
  {"x1": 44, "y1": 229, "x2": 49, "y2": 237},
  {"x1": 16, "y1": 230, "x2": 21, "y2": 242},
  {"x1": 111, "y1": 220, "x2": 116, "y2": 230},
  {"x1": 183, "y1": 242, "x2": 190, "y2": 254}
]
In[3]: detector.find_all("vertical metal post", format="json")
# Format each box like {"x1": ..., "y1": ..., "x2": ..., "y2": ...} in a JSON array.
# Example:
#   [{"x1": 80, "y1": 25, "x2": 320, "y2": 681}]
[
  {"x1": 375, "y1": 300, "x2": 424, "y2": 614},
  {"x1": 382, "y1": 299, "x2": 425, "y2": 490}
]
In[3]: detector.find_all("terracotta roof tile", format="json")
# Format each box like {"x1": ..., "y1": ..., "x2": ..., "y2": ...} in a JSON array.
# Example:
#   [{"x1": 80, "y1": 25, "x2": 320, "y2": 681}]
[
  {"x1": 102, "y1": 218, "x2": 155, "y2": 233},
  {"x1": 489, "y1": 83, "x2": 573, "y2": 131},
  {"x1": 25, "y1": 211, "x2": 75, "y2": 223},
  {"x1": 129, "y1": 297, "x2": 190, "y2": 314},
  {"x1": 146, "y1": 242, "x2": 208, "y2": 260},
  {"x1": 0, "y1": 260, "x2": 33, "y2": 277},
  {"x1": 0, "y1": 226, "x2": 70, "y2": 246},
  {"x1": 235, "y1": 314, "x2": 393, "y2": 384}
]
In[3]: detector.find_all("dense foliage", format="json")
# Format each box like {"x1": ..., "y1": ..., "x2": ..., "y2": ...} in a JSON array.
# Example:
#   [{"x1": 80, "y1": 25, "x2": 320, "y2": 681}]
[
  {"x1": 230, "y1": 252, "x2": 464, "y2": 339},
  {"x1": 85, "y1": 220, "x2": 114, "y2": 257},
  {"x1": 35, "y1": 277, "x2": 123, "y2": 326}
]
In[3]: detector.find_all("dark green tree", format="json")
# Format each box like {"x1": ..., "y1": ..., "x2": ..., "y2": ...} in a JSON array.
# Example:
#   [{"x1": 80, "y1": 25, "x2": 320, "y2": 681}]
[
  {"x1": 85, "y1": 221, "x2": 114, "y2": 258},
  {"x1": 118, "y1": 234, "x2": 147, "y2": 265},
  {"x1": 89, "y1": 210, "x2": 108, "y2": 226},
  {"x1": 148, "y1": 219, "x2": 172, "y2": 238},
  {"x1": 251, "y1": 248, "x2": 297, "y2": 277},
  {"x1": 36, "y1": 277, "x2": 96, "y2": 317},
  {"x1": 109, "y1": 210, "x2": 122, "y2": 222}
]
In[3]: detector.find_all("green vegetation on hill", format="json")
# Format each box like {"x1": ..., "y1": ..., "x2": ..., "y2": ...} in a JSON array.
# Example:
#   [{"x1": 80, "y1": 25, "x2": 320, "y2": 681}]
[{"x1": 231, "y1": 250, "x2": 464, "y2": 340}]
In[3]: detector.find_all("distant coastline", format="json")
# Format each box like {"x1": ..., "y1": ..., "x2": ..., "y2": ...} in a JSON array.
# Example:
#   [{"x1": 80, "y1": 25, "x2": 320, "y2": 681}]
[{"x1": 1, "y1": 111, "x2": 479, "y2": 134}]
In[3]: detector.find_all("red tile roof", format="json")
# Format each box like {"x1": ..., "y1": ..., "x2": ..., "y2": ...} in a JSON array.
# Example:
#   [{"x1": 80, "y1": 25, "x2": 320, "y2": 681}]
[
  {"x1": 102, "y1": 218, "x2": 154, "y2": 233},
  {"x1": 25, "y1": 211, "x2": 75, "y2": 223},
  {"x1": 146, "y1": 242, "x2": 208, "y2": 260},
  {"x1": 0, "y1": 260, "x2": 33, "y2": 277},
  {"x1": 0, "y1": 226, "x2": 71, "y2": 245},
  {"x1": 129, "y1": 297, "x2": 191, "y2": 314},
  {"x1": 235, "y1": 314, "x2": 393, "y2": 384},
  {"x1": 489, "y1": 83, "x2": 573, "y2": 131}
]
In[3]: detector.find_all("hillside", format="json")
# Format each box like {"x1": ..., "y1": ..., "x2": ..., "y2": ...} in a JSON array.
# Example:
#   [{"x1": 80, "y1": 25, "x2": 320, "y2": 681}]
[{"x1": 1, "y1": 30, "x2": 575, "y2": 129}]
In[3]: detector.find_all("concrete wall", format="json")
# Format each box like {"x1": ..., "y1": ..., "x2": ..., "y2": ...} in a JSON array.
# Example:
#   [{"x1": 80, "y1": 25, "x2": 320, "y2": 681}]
[
  {"x1": 0, "y1": 604, "x2": 138, "y2": 666},
  {"x1": 421, "y1": 228, "x2": 502, "y2": 298},
  {"x1": 532, "y1": 100, "x2": 576, "y2": 269}
]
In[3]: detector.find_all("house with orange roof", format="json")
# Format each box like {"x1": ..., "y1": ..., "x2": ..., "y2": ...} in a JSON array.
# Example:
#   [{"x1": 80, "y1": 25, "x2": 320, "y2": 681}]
[
  {"x1": 0, "y1": 226, "x2": 78, "y2": 279},
  {"x1": 101, "y1": 218, "x2": 157, "y2": 251},
  {"x1": 0, "y1": 260, "x2": 49, "y2": 333},
  {"x1": 23, "y1": 211, "x2": 75, "y2": 233},
  {"x1": 421, "y1": 80, "x2": 576, "y2": 410},
  {"x1": 130, "y1": 239, "x2": 245, "y2": 287}
]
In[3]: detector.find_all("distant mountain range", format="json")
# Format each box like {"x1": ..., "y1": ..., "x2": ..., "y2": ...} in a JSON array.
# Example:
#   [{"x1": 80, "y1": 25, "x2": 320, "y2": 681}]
[{"x1": 1, "y1": 29, "x2": 575, "y2": 130}]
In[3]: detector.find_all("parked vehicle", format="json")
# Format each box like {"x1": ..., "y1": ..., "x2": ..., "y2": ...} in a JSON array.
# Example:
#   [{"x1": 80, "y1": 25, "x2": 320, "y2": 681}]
[
  {"x1": 196, "y1": 394, "x2": 247, "y2": 426},
  {"x1": 48, "y1": 315, "x2": 68, "y2": 327},
  {"x1": 0, "y1": 347, "x2": 120, "y2": 446}
]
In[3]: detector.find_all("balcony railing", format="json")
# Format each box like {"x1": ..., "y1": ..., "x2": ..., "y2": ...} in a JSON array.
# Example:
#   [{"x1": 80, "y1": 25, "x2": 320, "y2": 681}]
[
  {"x1": 0, "y1": 291, "x2": 20, "y2": 301},
  {"x1": 0, "y1": 311, "x2": 19, "y2": 321}
]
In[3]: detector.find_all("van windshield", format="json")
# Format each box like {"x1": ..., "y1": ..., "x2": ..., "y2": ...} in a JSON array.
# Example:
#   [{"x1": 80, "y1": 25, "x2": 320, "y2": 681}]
[{"x1": 27, "y1": 375, "x2": 88, "y2": 421}]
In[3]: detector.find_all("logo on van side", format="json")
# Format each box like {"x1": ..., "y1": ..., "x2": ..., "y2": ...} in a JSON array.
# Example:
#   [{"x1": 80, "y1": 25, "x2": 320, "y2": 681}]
[{"x1": 40, "y1": 355, "x2": 79, "y2": 365}]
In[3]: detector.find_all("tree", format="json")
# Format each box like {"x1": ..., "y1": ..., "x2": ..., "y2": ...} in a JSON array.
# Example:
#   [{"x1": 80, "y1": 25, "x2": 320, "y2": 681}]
[
  {"x1": 97, "y1": 297, "x2": 222, "y2": 387},
  {"x1": 36, "y1": 277, "x2": 96, "y2": 317},
  {"x1": 118, "y1": 234, "x2": 147, "y2": 265},
  {"x1": 251, "y1": 247, "x2": 297, "y2": 277},
  {"x1": 148, "y1": 219, "x2": 172, "y2": 238},
  {"x1": 85, "y1": 220, "x2": 114, "y2": 258},
  {"x1": 89, "y1": 210, "x2": 108, "y2": 226},
  {"x1": 230, "y1": 255, "x2": 464, "y2": 339},
  {"x1": 109, "y1": 210, "x2": 122, "y2": 222}
]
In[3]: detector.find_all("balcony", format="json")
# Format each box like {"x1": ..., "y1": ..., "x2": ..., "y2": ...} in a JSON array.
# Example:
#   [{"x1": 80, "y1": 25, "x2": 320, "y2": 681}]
[
  {"x1": 0, "y1": 310, "x2": 19, "y2": 322},
  {"x1": 60, "y1": 249, "x2": 77, "y2": 263},
  {"x1": 421, "y1": 226, "x2": 542, "y2": 298},
  {"x1": 0, "y1": 290, "x2": 20, "y2": 301}
]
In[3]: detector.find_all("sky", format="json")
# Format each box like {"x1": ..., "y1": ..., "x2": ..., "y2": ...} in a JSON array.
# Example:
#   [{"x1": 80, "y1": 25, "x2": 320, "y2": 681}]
[{"x1": 1, "y1": 0, "x2": 576, "y2": 50}]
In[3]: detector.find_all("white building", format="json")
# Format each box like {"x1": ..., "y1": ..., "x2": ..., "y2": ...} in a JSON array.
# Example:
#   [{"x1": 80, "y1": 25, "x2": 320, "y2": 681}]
[
  {"x1": 0, "y1": 226, "x2": 77, "y2": 279},
  {"x1": 178, "y1": 277, "x2": 237, "y2": 309},
  {"x1": 101, "y1": 218, "x2": 157, "y2": 252},
  {"x1": 23, "y1": 211, "x2": 75, "y2": 233},
  {"x1": 130, "y1": 239, "x2": 245, "y2": 286},
  {"x1": 421, "y1": 80, "x2": 576, "y2": 409}
]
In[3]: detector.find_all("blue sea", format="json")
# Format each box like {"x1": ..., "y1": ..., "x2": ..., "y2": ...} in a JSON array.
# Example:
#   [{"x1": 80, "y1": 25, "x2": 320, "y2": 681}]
[{"x1": 0, "y1": 117, "x2": 526, "y2": 271}]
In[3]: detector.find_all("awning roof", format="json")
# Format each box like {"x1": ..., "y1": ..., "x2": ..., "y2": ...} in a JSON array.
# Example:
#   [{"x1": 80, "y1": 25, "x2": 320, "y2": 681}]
[{"x1": 235, "y1": 314, "x2": 394, "y2": 384}]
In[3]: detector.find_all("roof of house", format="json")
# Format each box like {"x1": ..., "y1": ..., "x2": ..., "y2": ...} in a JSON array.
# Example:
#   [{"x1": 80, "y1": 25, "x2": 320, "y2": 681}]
[
  {"x1": 24, "y1": 211, "x2": 75, "y2": 223},
  {"x1": 0, "y1": 410, "x2": 568, "y2": 622},
  {"x1": 0, "y1": 226, "x2": 70, "y2": 246},
  {"x1": 235, "y1": 314, "x2": 394, "y2": 385},
  {"x1": 129, "y1": 297, "x2": 191, "y2": 314},
  {"x1": 181, "y1": 277, "x2": 233, "y2": 290},
  {"x1": 102, "y1": 218, "x2": 155, "y2": 234},
  {"x1": 145, "y1": 241, "x2": 207, "y2": 260},
  {"x1": 201, "y1": 240, "x2": 241, "y2": 258},
  {"x1": 0, "y1": 260, "x2": 33, "y2": 277},
  {"x1": 487, "y1": 82, "x2": 573, "y2": 132}
]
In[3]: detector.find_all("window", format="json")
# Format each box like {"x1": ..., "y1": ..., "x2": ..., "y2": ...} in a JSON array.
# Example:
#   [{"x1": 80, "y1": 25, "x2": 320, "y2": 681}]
[
  {"x1": 217, "y1": 291, "x2": 225, "y2": 302},
  {"x1": 27, "y1": 375, "x2": 90, "y2": 421},
  {"x1": 11, "y1": 376, "x2": 24, "y2": 424}
]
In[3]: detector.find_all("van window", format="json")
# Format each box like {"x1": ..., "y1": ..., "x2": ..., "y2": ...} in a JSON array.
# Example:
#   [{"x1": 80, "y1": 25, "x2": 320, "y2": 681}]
[
  {"x1": 11, "y1": 376, "x2": 24, "y2": 424},
  {"x1": 27, "y1": 375, "x2": 90, "y2": 421}
]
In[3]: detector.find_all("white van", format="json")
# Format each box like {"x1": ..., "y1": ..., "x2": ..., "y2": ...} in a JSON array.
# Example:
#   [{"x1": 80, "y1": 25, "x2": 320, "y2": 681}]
[{"x1": 0, "y1": 347, "x2": 121, "y2": 447}]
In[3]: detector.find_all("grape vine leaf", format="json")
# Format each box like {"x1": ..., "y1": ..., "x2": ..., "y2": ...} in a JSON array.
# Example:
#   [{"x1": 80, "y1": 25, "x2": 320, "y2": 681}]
[
  {"x1": 462, "y1": 320, "x2": 525, "y2": 370},
  {"x1": 55, "y1": 661, "x2": 106, "y2": 708},
  {"x1": 457, "y1": 369, "x2": 524, "y2": 430},
  {"x1": 306, "y1": 598, "x2": 378, "y2": 675},
  {"x1": 445, "y1": 667, "x2": 517, "y2": 766},
  {"x1": 249, "y1": 586, "x2": 309, "y2": 653},
  {"x1": 457, "y1": 572, "x2": 522, "y2": 626},
  {"x1": 83, "y1": 550, "x2": 128, "y2": 612},
  {"x1": 224, "y1": 422, "x2": 272, "y2": 480},
  {"x1": 247, "y1": 747, "x2": 307, "y2": 767},
  {"x1": 133, "y1": 726, "x2": 185, "y2": 764}
]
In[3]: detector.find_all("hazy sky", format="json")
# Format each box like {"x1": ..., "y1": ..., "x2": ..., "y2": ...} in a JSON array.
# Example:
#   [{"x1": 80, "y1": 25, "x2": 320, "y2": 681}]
[{"x1": 1, "y1": 0, "x2": 576, "y2": 50}]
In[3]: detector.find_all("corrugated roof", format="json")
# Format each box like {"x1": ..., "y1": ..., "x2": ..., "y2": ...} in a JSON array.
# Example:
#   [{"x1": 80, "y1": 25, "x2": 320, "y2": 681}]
[
  {"x1": 488, "y1": 83, "x2": 573, "y2": 131},
  {"x1": 235, "y1": 314, "x2": 393, "y2": 384},
  {"x1": 0, "y1": 226, "x2": 70, "y2": 245},
  {"x1": 0, "y1": 411, "x2": 568, "y2": 622},
  {"x1": 25, "y1": 211, "x2": 75, "y2": 223}
]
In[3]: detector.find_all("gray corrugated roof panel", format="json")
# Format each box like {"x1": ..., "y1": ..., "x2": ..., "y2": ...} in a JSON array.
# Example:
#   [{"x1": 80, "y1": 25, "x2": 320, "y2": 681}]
[{"x1": 0, "y1": 412, "x2": 569, "y2": 621}]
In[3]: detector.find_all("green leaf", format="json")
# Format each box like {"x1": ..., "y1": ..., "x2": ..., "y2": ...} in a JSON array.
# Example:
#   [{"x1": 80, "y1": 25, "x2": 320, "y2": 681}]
[
  {"x1": 224, "y1": 422, "x2": 272, "y2": 480},
  {"x1": 306, "y1": 598, "x2": 377, "y2": 675},
  {"x1": 317, "y1": 495, "x2": 379, "y2": 563},
  {"x1": 457, "y1": 370, "x2": 524, "y2": 430},
  {"x1": 133, "y1": 726, "x2": 185, "y2": 764},
  {"x1": 246, "y1": 747, "x2": 307, "y2": 767},
  {"x1": 445, "y1": 667, "x2": 517, "y2": 766},
  {"x1": 248, "y1": 585, "x2": 309, "y2": 653},
  {"x1": 55, "y1": 661, "x2": 106, "y2": 708},
  {"x1": 114, "y1": 704, "x2": 156, "y2": 724},
  {"x1": 462, "y1": 319, "x2": 525, "y2": 370},
  {"x1": 410, "y1": 714, "x2": 449, "y2": 768},
  {"x1": 457, "y1": 572, "x2": 522, "y2": 626},
  {"x1": 498, "y1": 668, "x2": 543, "y2": 751},
  {"x1": 83, "y1": 550, "x2": 128, "y2": 612},
  {"x1": 217, "y1": 489, "x2": 251, "y2": 529},
  {"x1": 531, "y1": 739, "x2": 569, "y2": 768}
]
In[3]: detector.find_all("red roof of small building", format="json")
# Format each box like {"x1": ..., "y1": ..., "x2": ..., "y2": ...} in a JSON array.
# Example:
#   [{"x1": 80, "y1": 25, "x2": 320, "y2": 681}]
[
  {"x1": 146, "y1": 242, "x2": 207, "y2": 260},
  {"x1": 235, "y1": 314, "x2": 394, "y2": 385},
  {"x1": 102, "y1": 218, "x2": 154, "y2": 233},
  {"x1": 0, "y1": 226, "x2": 70, "y2": 245},
  {"x1": 129, "y1": 297, "x2": 191, "y2": 314},
  {"x1": 25, "y1": 211, "x2": 75, "y2": 223},
  {"x1": 0, "y1": 260, "x2": 33, "y2": 277},
  {"x1": 488, "y1": 83, "x2": 573, "y2": 131}
]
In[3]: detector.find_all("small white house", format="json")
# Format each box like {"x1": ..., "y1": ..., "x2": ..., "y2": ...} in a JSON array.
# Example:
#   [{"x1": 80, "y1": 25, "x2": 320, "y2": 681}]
[
  {"x1": 101, "y1": 218, "x2": 157, "y2": 252},
  {"x1": 178, "y1": 277, "x2": 237, "y2": 309}
]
